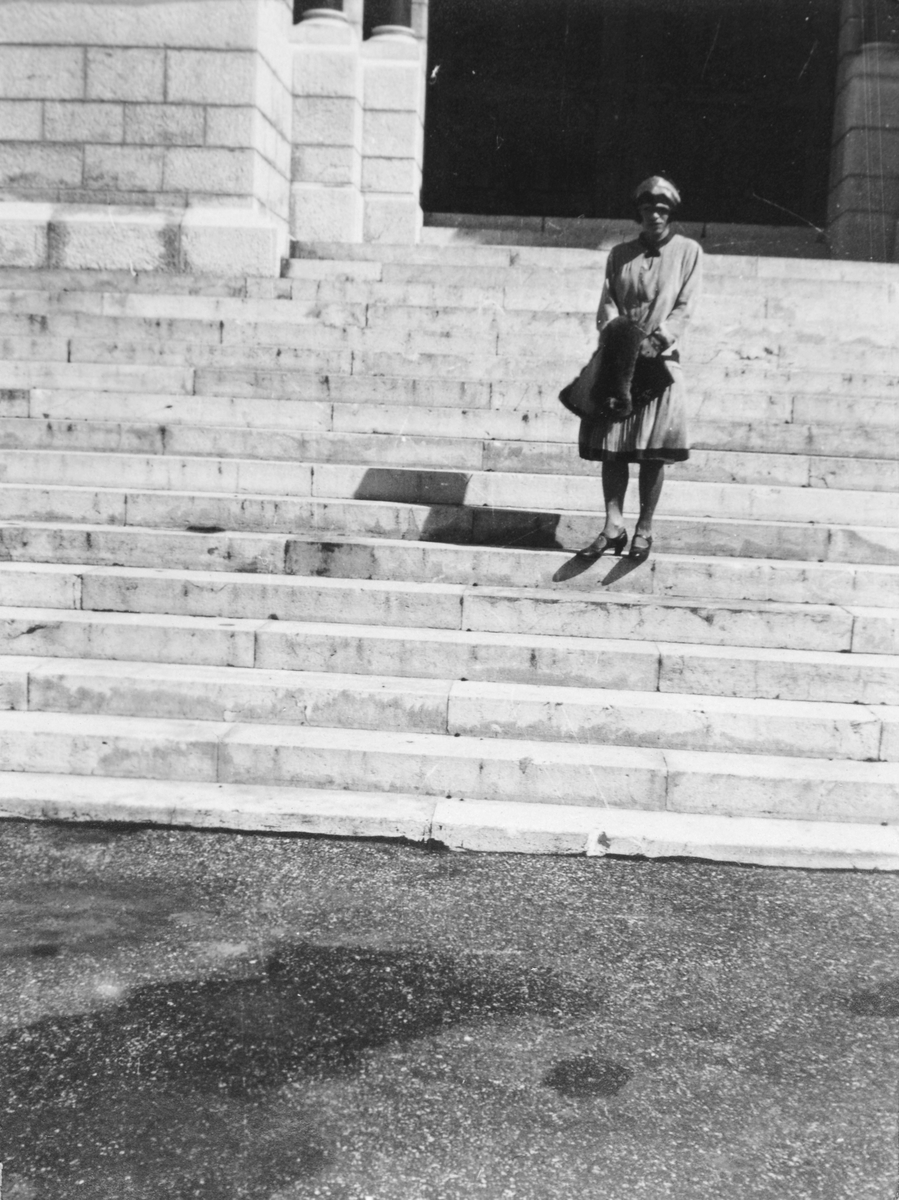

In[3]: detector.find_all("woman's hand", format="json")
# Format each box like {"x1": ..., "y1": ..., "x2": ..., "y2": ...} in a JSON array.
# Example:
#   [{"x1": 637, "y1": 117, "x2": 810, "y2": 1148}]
[{"x1": 649, "y1": 326, "x2": 673, "y2": 352}]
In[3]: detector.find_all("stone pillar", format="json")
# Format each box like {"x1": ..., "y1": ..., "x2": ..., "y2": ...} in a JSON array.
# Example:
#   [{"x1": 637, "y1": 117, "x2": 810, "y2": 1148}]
[
  {"x1": 0, "y1": 0, "x2": 293, "y2": 275},
  {"x1": 290, "y1": 3, "x2": 364, "y2": 243},
  {"x1": 361, "y1": 3, "x2": 425, "y2": 243},
  {"x1": 828, "y1": 0, "x2": 899, "y2": 260}
]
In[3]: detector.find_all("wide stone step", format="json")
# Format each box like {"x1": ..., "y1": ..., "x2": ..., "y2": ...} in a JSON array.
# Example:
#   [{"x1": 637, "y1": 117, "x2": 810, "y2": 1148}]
[
  {"x1": 0, "y1": 709, "x2": 893, "y2": 823},
  {"x1": 3, "y1": 607, "x2": 897, "y2": 704},
  {"x1": 0, "y1": 561, "x2": 892, "y2": 653},
  {"x1": 3, "y1": 249, "x2": 895, "y2": 289},
  {"x1": 4, "y1": 308, "x2": 894, "y2": 374},
  {"x1": 1, "y1": 451, "x2": 894, "y2": 529},
  {"x1": 17, "y1": 391, "x2": 899, "y2": 461},
  {"x1": 1, "y1": 416, "x2": 895, "y2": 493},
  {"x1": 299, "y1": 239, "x2": 899, "y2": 282},
  {"x1": 418, "y1": 219, "x2": 827, "y2": 259},
  {"x1": 0, "y1": 359, "x2": 195, "y2": 395},
  {"x1": 0, "y1": 282, "x2": 759, "y2": 320},
  {"x1": 284, "y1": 253, "x2": 899, "y2": 299},
  {"x1": 11, "y1": 368, "x2": 899, "y2": 438},
  {"x1": 6, "y1": 332, "x2": 899, "y2": 400},
  {"x1": 4, "y1": 656, "x2": 895, "y2": 761},
  {"x1": 0, "y1": 268, "x2": 257, "y2": 296},
  {"x1": 1, "y1": 484, "x2": 896, "y2": 566},
  {"x1": 4, "y1": 260, "x2": 897, "y2": 318},
  {"x1": 3, "y1": 524, "x2": 897, "y2": 609},
  {"x1": 2, "y1": 770, "x2": 896, "y2": 867},
  {"x1": 0, "y1": 771, "x2": 439, "y2": 845},
  {"x1": 291, "y1": 274, "x2": 899, "y2": 333}
]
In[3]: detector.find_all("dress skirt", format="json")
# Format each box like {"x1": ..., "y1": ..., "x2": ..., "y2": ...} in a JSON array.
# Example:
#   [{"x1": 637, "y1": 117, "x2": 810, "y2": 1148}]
[{"x1": 578, "y1": 364, "x2": 690, "y2": 463}]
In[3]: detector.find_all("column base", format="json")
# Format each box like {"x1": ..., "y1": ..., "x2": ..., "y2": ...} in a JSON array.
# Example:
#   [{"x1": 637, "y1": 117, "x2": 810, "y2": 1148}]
[
  {"x1": 291, "y1": 184, "x2": 363, "y2": 242},
  {"x1": 363, "y1": 193, "x2": 422, "y2": 243},
  {"x1": 0, "y1": 202, "x2": 287, "y2": 276},
  {"x1": 828, "y1": 208, "x2": 898, "y2": 261}
]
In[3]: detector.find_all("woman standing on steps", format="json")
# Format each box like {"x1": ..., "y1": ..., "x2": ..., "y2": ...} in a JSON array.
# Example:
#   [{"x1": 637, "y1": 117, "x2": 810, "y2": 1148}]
[{"x1": 578, "y1": 176, "x2": 703, "y2": 562}]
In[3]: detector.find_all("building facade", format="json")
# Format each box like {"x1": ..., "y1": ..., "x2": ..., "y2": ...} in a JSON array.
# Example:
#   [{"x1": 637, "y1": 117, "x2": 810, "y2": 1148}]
[{"x1": 0, "y1": 0, "x2": 897, "y2": 272}]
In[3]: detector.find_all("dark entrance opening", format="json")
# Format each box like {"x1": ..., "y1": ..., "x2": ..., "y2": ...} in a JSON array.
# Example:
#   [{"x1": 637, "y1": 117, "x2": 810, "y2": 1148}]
[{"x1": 422, "y1": 0, "x2": 841, "y2": 226}]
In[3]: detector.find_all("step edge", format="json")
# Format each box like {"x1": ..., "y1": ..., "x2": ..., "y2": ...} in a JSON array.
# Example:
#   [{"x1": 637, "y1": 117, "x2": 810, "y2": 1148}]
[{"x1": 0, "y1": 774, "x2": 895, "y2": 870}]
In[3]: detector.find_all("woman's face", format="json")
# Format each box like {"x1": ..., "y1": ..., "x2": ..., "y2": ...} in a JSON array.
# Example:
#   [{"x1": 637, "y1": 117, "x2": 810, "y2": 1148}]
[{"x1": 638, "y1": 201, "x2": 671, "y2": 243}]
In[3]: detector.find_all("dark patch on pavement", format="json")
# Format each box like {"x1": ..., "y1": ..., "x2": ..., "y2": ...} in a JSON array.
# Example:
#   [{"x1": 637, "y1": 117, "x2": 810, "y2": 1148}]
[
  {"x1": 543, "y1": 1055, "x2": 632, "y2": 1098},
  {"x1": 0, "y1": 940, "x2": 593, "y2": 1197},
  {"x1": 683, "y1": 1019, "x2": 727, "y2": 1039},
  {"x1": 2, "y1": 826, "x2": 899, "y2": 1199},
  {"x1": 29, "y1": 942, "x2": 61, "y2": 958},
  {"x1": 847, "y1": 979, "x2": 899, "y2": 1017}
]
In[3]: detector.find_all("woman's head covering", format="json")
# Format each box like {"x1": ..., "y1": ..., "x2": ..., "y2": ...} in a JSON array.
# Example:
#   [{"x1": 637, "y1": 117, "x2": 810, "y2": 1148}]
[{"x1": 634, "y1": 175, "x2": 681, "y2": 211}]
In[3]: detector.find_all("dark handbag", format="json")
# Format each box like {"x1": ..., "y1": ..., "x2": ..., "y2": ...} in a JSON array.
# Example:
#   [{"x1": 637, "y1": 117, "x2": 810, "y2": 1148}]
[
  {"x1": 558, "y1": 345, "x2": 602, "y2": 419},
  {"x1": 559, "y1": 318, "x2": 675, "y2": 424},
  {"x1": 629, "y1": 344, "x2": 676, "y2": 409}
]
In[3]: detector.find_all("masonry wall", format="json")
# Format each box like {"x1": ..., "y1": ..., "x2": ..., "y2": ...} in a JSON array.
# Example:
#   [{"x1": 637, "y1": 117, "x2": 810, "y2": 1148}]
[
  {"x1": 827, "y1": 0, "x2": 899, "y2": 259},
  {"x1": 0, "y1": 0, "x2": 293, "y2": 273}
]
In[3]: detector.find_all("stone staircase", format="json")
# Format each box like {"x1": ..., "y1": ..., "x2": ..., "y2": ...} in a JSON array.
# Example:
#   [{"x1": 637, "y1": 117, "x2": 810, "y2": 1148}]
[{"x1": 0, "y1": 239, "x2": 897, "y2": 868}]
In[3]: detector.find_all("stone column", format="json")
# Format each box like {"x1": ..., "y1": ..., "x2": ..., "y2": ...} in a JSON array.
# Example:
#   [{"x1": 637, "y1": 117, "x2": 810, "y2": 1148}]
[
  {"x1": 361, "y1": 1, "x2": 425, "y2": 243},
  {"x1": 0, "y1": 0, "x2": 293, "y2": 275},
  {"x1": 828, "y1": 0, "x2": 899, "y2": 260},
  {"x1": 290, "y1": 2, "x2": 364, "y2": 243}
]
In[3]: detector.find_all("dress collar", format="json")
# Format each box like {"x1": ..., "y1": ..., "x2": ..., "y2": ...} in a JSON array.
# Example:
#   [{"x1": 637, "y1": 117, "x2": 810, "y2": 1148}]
[{"x1": 638, "y1": 229, "x2": 675, "y2": 257}]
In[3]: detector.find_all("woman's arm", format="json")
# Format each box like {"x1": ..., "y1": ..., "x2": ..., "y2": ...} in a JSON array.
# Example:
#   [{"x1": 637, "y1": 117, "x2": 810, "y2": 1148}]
[
  {"x1": 654, "y1": 243, "x2": 703, "y2": 349},
  {"x1": 595, "y1": 252, "x2": 620, "y2": 331}
]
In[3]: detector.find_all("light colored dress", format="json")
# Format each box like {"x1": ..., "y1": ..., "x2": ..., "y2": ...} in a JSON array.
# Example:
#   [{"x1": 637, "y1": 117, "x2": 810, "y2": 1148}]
[{"x1": 579, "y1": 231, "x2": 703, "y2": 463}]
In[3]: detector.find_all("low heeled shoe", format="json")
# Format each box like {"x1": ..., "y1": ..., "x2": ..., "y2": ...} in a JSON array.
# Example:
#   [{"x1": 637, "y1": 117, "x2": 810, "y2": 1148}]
[{"x1": 575, "y1": 529, "x2": 628, "y2": 558}]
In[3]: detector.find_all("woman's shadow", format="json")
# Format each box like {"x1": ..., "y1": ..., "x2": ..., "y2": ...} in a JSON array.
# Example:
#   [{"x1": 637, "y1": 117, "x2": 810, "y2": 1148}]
[{"x1": 551, "y1": 552, "x2": 644, "y2": 586}]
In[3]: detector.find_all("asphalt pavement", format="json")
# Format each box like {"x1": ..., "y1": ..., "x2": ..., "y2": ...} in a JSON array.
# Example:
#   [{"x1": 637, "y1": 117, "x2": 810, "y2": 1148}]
[{"x1": 1, "y1": 819, "x2": 897, "y2": 1200}]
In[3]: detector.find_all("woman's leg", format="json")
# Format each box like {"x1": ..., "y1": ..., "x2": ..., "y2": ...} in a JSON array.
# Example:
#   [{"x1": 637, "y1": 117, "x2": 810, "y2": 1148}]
[
  {"x1": 601, "y1": 460, "x2": 629, "y2": 536},
  {"x1": 577, "y1": 460, "x2": 629, "y2": 554},
  {"x1": 635, "y1": 461, "x2": 665, "y2": 539}
]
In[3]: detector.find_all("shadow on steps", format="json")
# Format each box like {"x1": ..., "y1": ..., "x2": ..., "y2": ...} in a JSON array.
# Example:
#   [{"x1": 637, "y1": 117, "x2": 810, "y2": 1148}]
[{"x1": 352, "y1": 467, "x2": 566, "y2": 550}]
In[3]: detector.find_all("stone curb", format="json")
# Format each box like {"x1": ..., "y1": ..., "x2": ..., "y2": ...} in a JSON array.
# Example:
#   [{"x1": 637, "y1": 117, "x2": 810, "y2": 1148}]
[{"x1": 1, "y1": 775, "x2": 896, "y2": 871}]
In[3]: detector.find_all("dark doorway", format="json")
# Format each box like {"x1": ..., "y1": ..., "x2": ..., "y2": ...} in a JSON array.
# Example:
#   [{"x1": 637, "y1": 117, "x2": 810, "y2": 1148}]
[{"x1": 422, "y1": 0, "x2": 841, "y2": 225}]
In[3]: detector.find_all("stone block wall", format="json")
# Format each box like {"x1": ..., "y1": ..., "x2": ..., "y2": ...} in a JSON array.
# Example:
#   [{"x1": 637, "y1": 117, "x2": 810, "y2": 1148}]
[
  {"x1": 361, "y1": 31, "x2": 424, "y2": 243},
  {"x1": 290, "y1": 12, "x2": 364, "y2": 242},
  {"x1": 828, "y1": 0, "x2": 899, "y2": 259},
  {"x1": 0, "y1": 0, "x2": 293, "y2": 273},
  {"x1": 289, "y1": 9, "x2": 425, "y2": 246}
]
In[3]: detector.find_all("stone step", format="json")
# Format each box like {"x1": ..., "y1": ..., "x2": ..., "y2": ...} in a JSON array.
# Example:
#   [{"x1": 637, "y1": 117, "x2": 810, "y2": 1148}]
[
  {"x1": 1, "y1": 484, "x2": 896, "y2": 565},
  {"x1": 0, "y1": 561, "x2": 893, "y2": 653},
  {"x1": 0, "y1": 771, "x2": 438, "y2": 846},
  {"x1": 4, "y1": 265, "x2": 897, "y2": 329},
  {"x1": 19, "y1": 391, "x2": 899, "y2": 459},
  {"x1": 3, "y1": 607, "x2": 897, "y2": 704},
  {"x1": 10, "y1": 366, "x2": 899, "y2": 433},
  {"x1": 0, "y1": 708, "x2": 893, "y2": 823},
  {"x1": 0, "y1": 359, "x2": 195, "y2": 395},
  {"x1": 192, "y1": 371, "x2": 899, "y2": 429},
  {"x1": 284, "y1": 253, "x2": 899, "y2": 298},
  {"x1": 3, "y1": 248, "x2": 896, "y2": 289},
  {"x1": 1, "y1": 451, "x2": 894, "y2": 527},
  {"x1": 0, "y1": 267, "x2": 257, "y2": 296},
  {"x1": 4, "y1": 308, "x2": 894, "y2": 373},
  {"x1": 4, "y1": 656, "x2": 895, "y2": 761},
  {"x1": 3, "y1": 524, "x2": 897, "y2": 609},
  {"x1": 0, "y1": 282, "x2": 774, "y2": 327},
  {"x1": 1, "y1": 416, "x2": 895, "y2": 492},
  {"x1": 292, "y1": 275, "x2": 899, "y2": 330},
  {"x1": 418, "y1": 217, "x2": 829, "y2": 260},
  {"x1": 307, "y1": 238, "x2": 899, "y2": 281},
  {"x1": 3, "y1": 770, "x2": 898, "y2": 867},
  {"x1": 5, "y1": 334, "x2": 899, "y2": 399}
]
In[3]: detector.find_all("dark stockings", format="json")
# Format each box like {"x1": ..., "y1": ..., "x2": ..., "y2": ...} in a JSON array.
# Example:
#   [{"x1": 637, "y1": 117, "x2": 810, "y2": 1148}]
[{"x1": 601, "y1": 460, "x2": 665, "y2": 540}]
